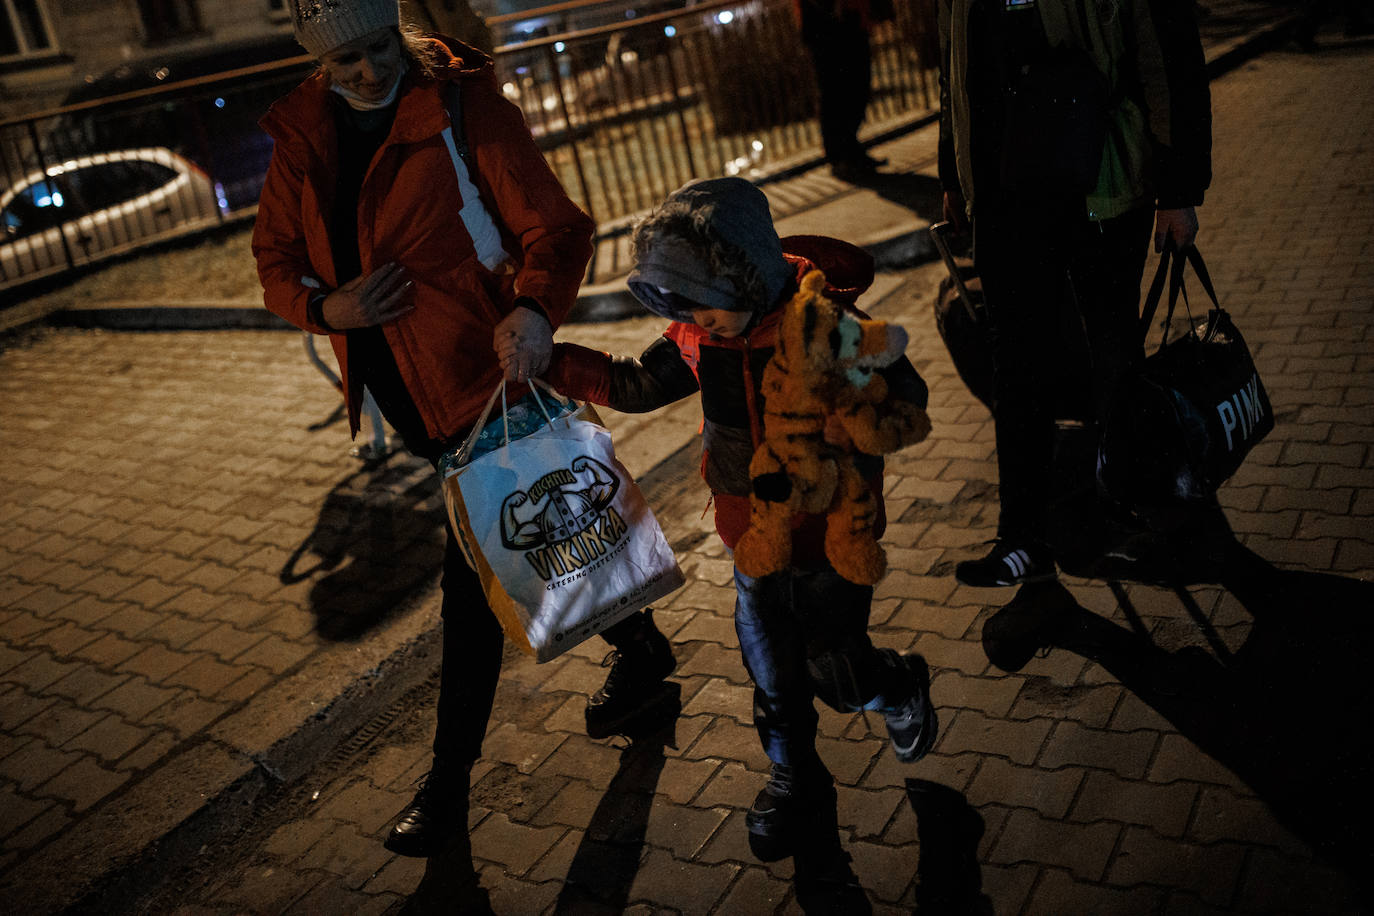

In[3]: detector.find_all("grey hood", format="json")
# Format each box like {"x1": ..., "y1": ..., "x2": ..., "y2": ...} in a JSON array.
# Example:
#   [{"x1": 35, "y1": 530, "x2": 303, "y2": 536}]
[{"x1": 627, "y1": 177, "x2": 793, "y2": 323}]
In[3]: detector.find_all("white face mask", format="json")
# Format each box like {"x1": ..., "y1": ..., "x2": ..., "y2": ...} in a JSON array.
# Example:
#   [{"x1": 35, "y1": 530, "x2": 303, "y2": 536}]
[{"x1": 330, "y1": 59, "x2": 408, "y2": 110}]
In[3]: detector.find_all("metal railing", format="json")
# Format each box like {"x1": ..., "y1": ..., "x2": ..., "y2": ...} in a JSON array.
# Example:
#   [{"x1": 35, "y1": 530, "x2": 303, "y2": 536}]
[{"x1": 0, "y1": 0, "x2": 938, "y2": 295}]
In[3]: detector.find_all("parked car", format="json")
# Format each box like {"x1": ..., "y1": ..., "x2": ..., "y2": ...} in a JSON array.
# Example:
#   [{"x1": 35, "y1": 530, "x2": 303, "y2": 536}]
[
  {"x1": 0, "y1": 147, "x2": 224, "y2": 286},
  {"x1": 53, "y1": 34, "x2": 311, "y2": 213}
]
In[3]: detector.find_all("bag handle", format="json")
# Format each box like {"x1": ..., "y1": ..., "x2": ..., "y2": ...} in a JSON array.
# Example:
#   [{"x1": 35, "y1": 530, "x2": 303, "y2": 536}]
[
  {"x1": 1138, "y1": 243, "x2": 1221, "y2": 350},
  {"x1": 450, "y1": 377, "x2": 578, "y2": 468}
]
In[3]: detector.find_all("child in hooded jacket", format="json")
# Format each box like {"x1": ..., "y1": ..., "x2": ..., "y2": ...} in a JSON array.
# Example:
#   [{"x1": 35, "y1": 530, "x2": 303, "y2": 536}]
[{"x1": 546, "y1": 177, "x2": 938, "y2": 897}]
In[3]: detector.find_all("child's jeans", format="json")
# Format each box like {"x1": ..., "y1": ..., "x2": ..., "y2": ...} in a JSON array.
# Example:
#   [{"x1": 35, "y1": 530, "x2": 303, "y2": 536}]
[{"x1": 734, "y1": 563, "x2": 914, "y2": 767}]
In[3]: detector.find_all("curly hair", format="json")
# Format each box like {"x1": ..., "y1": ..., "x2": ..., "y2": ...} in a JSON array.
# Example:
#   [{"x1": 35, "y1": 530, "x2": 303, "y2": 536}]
[{"x1": 631, "y1": 200, "x2": 774, "y2": 313}]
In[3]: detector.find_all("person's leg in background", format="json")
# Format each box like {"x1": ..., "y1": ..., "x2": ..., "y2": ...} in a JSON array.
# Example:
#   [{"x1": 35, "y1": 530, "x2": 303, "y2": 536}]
[
  {"x1": 1068, "y1": 207, "x2": 1154, "y2": 423},
  {"x1": 802, "y1": 0, "x2": 880, "y2": 176},
  {"x1": 385, "y1": 525, "x2": 504, "y2": 857},
  {"x1": 955, "y1": 198, "x2": 1070, "y2": 586}
]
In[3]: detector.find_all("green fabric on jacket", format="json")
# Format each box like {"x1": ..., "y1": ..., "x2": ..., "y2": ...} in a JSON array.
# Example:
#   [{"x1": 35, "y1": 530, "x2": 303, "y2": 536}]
[{"x1": 938, "y1": 0, "x2": 1210, "y2": 221}]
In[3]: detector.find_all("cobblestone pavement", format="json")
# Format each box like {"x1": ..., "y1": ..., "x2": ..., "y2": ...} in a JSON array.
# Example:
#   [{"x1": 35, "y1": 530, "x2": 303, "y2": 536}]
[{"x1": 5, "y1": 9, "x2": 1372, "y2": 916}]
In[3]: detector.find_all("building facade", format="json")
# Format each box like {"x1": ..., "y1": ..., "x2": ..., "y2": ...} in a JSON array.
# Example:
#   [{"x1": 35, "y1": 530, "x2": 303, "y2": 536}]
[{"x1": 0, "y1": 0, "x2": 296, "y2": 119}]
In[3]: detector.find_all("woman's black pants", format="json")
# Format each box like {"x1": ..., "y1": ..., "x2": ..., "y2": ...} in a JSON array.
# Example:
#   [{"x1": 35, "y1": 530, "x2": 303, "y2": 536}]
[{"x1": 433, "y1": 524, "x2": 505, "y2": 766}]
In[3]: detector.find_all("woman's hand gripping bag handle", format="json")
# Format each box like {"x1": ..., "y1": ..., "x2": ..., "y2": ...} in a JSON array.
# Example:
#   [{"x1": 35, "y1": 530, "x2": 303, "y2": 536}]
[{"x1": 441, "y1": 380, "x2": 685, "y2": 662}]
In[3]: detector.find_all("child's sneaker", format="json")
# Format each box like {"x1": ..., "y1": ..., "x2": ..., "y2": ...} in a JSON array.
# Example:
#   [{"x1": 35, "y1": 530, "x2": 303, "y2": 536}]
[
  {"x1": 881, "y1": 650, "x2": 938, "y2": 763},
  {"x1": 955, "y1": 540, "x2": 1056, "y2": 587}
]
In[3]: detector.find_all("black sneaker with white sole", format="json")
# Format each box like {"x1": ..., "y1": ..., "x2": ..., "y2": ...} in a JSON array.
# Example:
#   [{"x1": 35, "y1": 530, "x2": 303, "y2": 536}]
[
  {"x1": 955, "y1": 540, "x2": 1057, "y2": 588},
  {"x1": 880, "y1": 651, "x2": 939, "y2": 764}
]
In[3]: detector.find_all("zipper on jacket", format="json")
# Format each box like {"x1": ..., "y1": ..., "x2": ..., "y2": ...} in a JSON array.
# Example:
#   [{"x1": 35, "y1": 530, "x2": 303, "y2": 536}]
[{"x1": 739, "y1": 333, "x2": 765, "y2": 449}]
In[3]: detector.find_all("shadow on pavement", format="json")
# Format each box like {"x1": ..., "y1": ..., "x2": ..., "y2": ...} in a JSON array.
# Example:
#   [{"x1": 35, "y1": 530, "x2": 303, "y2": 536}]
[
  {"x1": 401, "y1": 829, "x2": 495, "y2": 916},
  {"x1": 843, "y1": 170, "x2": 946, "y2": 225},
  {"x1": 553, "y1": 683, "x2": 682, "y2": 914},
  {"x1": 905, "y1": 779, "x2": 995, "y2": 915},
  {"x1": 280, "y1": 456, "x2": 446, "y2": 641},
  {"x1": 981, "y1": 544, "x2": 1374, "y2": 905}
]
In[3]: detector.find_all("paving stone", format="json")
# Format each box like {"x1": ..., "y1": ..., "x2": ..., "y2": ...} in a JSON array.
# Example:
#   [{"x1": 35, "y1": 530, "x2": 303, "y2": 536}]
[
  {"x1": 1106, "y1": 828, "x2": 1247, "y2": 907},
  {"x1": 626, "y1": 846, "x2": 738, "y2": 912},
  {"x1": 161, "y1": 654, "x2": 253, "y2": 695},
  {"x1": 694, "y1": 760, "x2": 764, "y2": 812},
  {"x1": 682, "y1": 718, "x2": 769, "y2": 770},
  {"x1": 988, "y1": 808, "x2": 1119, "y2": 881},
  {"x1": 115, "y1": 730, "x2": 180, "y2": 774},
  {"x1": 62, "y1": 712, "x2": 152, "y2": 764},
  {"x1": 469, "y1": 811, "x2": 568, "y2": 876},
  {"x1": 933, "y1": 670, "x2": 1025, "y2": 718},
  {"x1": 15, "y1": 703, "x2": 106, "y2": 749},
  {"x1": 288, "y1": 877, "x2": 395, "y2": 916},
  {"x1": 967, "y1": 757, "x2": 1084, "y2": 820},
  {"x1": 43, "y1": 664, "x2": 128, "y2": 707},
  {"x1": 1038, "y1": 720, "x2": 1160, "y2": 779},
  {"x1": 936, "y1": 710, "x2": 1053, "y2": 767},
  {"x1": 71, "y1": 631, "x2": 144, "y2": 669},
  {"x1": 680, "y1": 676, "x2": 753, "y2": 724},
  {"x1": 654, "y1": 756, "x2": 721, "y2": 806},
  {"x1": 717, "y1": 865, "x2": 791, "y2": 914},
  {"x1": 36, "y1": 754, "x2": 131, "y2": 812},
  {"x1": 0, "y1": 805, "x2": 70, "y2": 853},
  {"x1": 1025, "y1": 866, "x2": 1168, "y2": 916},
  {"x1": 115, "y1": 643, "x2": 198, "y2": 685}
]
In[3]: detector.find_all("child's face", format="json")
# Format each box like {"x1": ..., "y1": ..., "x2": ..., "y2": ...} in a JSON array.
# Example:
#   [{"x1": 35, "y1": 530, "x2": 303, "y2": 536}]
[{"x1": 691, "y1": 307, "x2": 752, "y2": 339}]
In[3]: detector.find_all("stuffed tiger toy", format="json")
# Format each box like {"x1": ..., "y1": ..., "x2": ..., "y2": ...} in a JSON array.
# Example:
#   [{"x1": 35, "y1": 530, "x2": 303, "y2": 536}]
[{"x1": 734, "y1": 270, "x2": 931, "y2": 586}]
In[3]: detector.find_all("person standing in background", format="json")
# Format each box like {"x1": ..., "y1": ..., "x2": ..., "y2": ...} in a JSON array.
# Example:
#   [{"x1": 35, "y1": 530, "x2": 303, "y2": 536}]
[
  {"x1": 937, "y1": 0, "x2": 1213, "y2": 587},
  {"x1": 799, "y1": 0, "x2": 888, "y2": 180}
]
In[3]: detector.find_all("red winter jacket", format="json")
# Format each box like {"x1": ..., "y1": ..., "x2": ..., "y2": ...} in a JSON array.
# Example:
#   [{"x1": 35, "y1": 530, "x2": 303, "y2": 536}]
[{"x1": 252, "y1": 37, "x2": 594, "y2": 441}]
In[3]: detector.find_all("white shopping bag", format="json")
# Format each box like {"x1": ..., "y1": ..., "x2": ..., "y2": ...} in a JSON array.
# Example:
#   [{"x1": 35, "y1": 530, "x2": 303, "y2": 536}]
[{"x1": 442, "y1": 382, "x2": 685, "y2": 662}]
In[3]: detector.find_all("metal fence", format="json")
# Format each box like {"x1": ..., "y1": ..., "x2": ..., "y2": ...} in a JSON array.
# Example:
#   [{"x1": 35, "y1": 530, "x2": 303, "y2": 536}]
[{"x1": 0, "y1": 0, "x2": 938, "y2": 295}]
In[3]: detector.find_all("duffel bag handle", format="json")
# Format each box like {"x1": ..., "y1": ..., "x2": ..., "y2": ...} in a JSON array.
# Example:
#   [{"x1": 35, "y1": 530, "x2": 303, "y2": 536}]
[{"x1": 1138, "y1": 242, "x2": 1222, "y2": 351}]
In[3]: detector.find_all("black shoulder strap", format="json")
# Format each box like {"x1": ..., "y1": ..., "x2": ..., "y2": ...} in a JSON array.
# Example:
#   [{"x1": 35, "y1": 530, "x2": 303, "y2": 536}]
[{"x1": 443, "y1": 80, "x2": 476, "y2": 180}]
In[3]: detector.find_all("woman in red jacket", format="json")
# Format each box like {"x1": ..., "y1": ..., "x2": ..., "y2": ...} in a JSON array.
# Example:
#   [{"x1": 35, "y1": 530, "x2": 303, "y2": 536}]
[{"x1": 254, "y1": 0, "x2": 625, "y2": 859}]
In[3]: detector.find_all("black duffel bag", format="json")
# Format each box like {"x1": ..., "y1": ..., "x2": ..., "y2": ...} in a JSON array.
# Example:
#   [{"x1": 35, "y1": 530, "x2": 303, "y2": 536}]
[{"x1": 1097, "y1": 244, "x2": 1273, "y2": 514}]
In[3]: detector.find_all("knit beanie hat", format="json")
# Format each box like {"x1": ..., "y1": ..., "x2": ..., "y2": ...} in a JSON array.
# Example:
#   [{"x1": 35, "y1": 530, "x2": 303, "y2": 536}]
[
  {"x1": 290, "y1": 0, "x2": 400, "y2": 58},
  {"x1": 628, "y1": 177, "x2": 793, "y2": 323}
]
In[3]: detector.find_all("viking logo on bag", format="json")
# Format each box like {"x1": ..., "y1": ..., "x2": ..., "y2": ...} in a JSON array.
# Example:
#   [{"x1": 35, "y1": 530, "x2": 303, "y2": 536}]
[
  {"x1": 1215, "y1": 371, "x2": 1267, "y2": 452},
  {"x1": 499, "y1": 456, "x2": 629, "y2": 584}
]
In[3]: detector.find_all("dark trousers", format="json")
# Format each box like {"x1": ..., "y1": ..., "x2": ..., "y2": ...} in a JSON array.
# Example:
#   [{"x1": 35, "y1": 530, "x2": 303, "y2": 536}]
[
  {"x1": 802, "y1": 6, "x2": 873, "y2": 164},
  {"x1": 433, "y1": 524, "x2": 505, "y2": 765},
  {"x1": 734, "y1": 564, "x2": 913, "y2": 767},
  {"x1": 974, "y1": 201, "x2": 1154, "y2": 543},
  {"x1": 433, "y1": 525, "x2": 650, "y2": 764}
]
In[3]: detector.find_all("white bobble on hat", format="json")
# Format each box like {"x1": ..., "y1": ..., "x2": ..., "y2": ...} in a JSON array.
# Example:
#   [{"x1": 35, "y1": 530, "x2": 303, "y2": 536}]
[{"x1": 290, "y1": 0, "x2": 400, "y2": 58}]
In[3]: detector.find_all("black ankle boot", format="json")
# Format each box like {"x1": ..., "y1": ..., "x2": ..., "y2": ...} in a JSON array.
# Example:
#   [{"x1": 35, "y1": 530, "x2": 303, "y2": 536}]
[
  {"x1": 746, "y1": 761, "x2": 837, "y2": 862},
  {"x1": 585, "y1": 610, "x2": 677, "y2": 739},
  {"x1": 384, "y1": 760, "x2": 469, "y2": 858}
]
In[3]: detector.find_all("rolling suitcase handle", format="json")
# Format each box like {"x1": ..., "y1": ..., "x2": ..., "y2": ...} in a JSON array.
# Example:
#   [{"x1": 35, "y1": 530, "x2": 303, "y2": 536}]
[{"x1": 929, "y1": 221, "x2": 985, "y2": 323}]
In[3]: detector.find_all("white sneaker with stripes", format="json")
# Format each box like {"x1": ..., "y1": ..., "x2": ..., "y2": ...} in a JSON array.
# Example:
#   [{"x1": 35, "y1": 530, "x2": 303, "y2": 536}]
[{"x1": 954, "y1": 541, "x2": 1057, "y2": 587}]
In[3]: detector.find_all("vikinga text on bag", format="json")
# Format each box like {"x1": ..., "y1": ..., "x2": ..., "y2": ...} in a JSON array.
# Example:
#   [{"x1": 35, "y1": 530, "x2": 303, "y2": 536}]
[
  {"x1": 499, "y1": 457, "x2": 631, "y2": 588},
  {"x1": 1216, "y1": 371, "x2": 1266, "y2": 452}
]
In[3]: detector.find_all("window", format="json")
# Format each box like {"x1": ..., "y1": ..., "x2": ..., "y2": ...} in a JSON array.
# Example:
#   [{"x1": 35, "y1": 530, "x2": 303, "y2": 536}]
[
  {"x1": 0, "y1": 0, "x2": 57, "y2": 60},
  {"x1": 136, "y1": 0, "x2": 202, "y2": 44},
  {"x1": 2, "y1": 174, "x2": 82, "y2": 240},
  {"x1": 68, "y1": 160, "x2": 179, "y2": 212}
]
